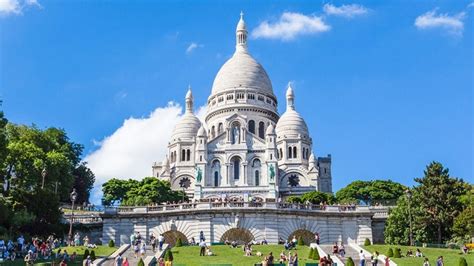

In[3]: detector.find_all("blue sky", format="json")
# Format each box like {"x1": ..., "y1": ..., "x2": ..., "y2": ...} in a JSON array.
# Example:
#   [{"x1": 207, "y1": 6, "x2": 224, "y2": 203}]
[{"x1": 1, "y1": 0, "x2": 472, "y2": 203}]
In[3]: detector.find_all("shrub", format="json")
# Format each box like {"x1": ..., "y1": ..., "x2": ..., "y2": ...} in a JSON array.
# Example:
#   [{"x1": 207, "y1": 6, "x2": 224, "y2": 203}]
[
  {"x1": 176, "y1": 238, "x2": 183, "y2": 247},
  {"x1": 387, "y1": 248, "x2": 394, "y2": 257},
  {"x1": 364, "y1": 238, "x2": 371, "y2": 246},
  {"x1": 393, "y1": 248, "x2": 401, "y2": 258},
  {"x1": 312, "y1": 247, "x2": 320, "y2": 260},
  {"x1": 346, "y1": 257, "x2": 355, "y2": 266},
  {"x1": 459, "y1": 257, "x2": 467, "y2": 266},
  {"x1": 108, "y1": 239, "x2": 115, "y2": 247},
  {"x1": 83, "y1": 249, "x2": 90, "y2": 260},
  {"x1": 297, "y1": 236, "x2": 304, "y2": 246},
  {"x1": 164, "y1": 249, "x2": 174, "y2": 261},
  {"x1": 308, "y1": 248, "x2": 314, "y2": 259},
  {"x1": 90, "y1": 250, "x2": 96, "y2": 260},
  {"x1": 138, "y1": 258, "x2": 145, "y2": 266}
]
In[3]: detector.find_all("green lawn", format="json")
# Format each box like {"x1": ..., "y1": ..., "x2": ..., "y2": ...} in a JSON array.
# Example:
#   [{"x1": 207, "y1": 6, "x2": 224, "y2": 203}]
[
  {"x1": 0, "y1": 245, "x2": 117, "y2": 266},
  {"x1": 364, "y1": 244, "x2": 474, "y2": 266},
  {"x1": 171, "y1": 244, "x2": 318, "y2": 266}
]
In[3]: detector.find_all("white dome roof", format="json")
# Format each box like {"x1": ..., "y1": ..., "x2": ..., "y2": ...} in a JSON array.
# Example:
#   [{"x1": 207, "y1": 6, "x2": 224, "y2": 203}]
[
  {"x1": 266, "y1": 123, "x2": 275, "y2": 135},
  {"x1": 276, "y1": 109, "x2": 309, "y2": 137},
  {"x1": 211, "y1": 50, "x2": 273, "y2": 95},
  {"x1": 276, "y1": 85, "x2": 309, "y2": 138},
  {"x1": 197, "y1": 125, "x2": 207, "y2": 137},
  {"x1": 171, "y1": 113, "x2": 201, "y2": 140}
]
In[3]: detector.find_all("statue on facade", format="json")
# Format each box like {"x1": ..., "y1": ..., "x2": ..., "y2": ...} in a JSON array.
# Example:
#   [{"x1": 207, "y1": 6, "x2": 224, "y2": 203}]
[
  {"x1": 195, "y1": 166, "x2": 202, "y2": 183},
  {"x1": 232, "y1": 126, "x2": 240, "y2": 144},
  {"x1": 269, "y1": 164, "x2": 275, "y2": 181}
]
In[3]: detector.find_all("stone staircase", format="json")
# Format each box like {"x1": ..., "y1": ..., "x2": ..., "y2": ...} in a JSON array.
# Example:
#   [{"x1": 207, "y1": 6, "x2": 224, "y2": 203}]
[
  {"x1": 124, "y1": 244, "x2": 156, "y2": 265},
  {"x1": 319, "y1": 244, "x2": 363, "y2": 266}
]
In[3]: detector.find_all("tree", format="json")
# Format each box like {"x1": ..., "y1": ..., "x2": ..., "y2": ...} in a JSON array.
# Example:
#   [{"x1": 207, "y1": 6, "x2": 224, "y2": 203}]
[
  {"x1": 414, "y1": 162, "x2": 467, "y2": 243},
  {"x1": 138, "y1": 258, "x2": 145, "y2": 266},
  {"x1": 336, "y1": 180, "x2": 406, "y2": 205},
  {"x1": 176, "y1": 238, "x2": 183, "y2": 247},
  {"x1": 83, "y1": 249, "x2": 90, "y2": 261},
  {"x1": 297, "y1": 236, "x2": 304, "y2": 246},
  {"x1": 393, "y1": 248, "x2": 401, "y2": 258},
  {"x1": 90, "y1": 250, "x2": 96, "y2": 260},
  {"x1": 452, "y1": 185, "x2": 474, "y2": 240},
  {"x1": 308, "y1": 248, "x2": 314, "y2": 259},
  {"x1": 364, "y1": 238, "x2": 371, "y2": 246},
  {"x1": 387, "y1": 248, "x2": 393, "y2": 258},
  {"x1": 108, "y1": 240, "x2": 115, "y2": 248},
  {"x1": 300, "y1": 191, "x2": 336, "y2": 204},
  {"x1": 73, "y1": 163, "x2": 95, "y2": 205},
  {"x1": 312, "y1": 247, "x2": 320, "y2": 260},
  {"x1": 164, "y1": 249, "x2": 173, "y2": 261},
  {"x1": 346, "y1": 257, "x2": 355, "y2": 266},
  {"x1": 102, "y1": 177, "x2": 187, "y2": 206}
]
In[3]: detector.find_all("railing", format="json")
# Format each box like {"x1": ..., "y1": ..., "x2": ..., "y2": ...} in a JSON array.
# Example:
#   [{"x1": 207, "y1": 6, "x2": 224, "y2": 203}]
[
  {"x1": 102, "y1": 202, "x2": 387, "y2": 215},
  {"x1": 61, "y1": 214, "x2": 103, "y2": 224}
]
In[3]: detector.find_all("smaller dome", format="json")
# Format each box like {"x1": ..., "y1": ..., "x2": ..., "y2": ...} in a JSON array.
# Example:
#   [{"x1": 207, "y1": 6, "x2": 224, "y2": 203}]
[
  {"x1": 162, "y1": 156, "x2": 169, "y2": 166},
  {"x1": 265, "y1": 123, "x2": 275, "y2": 135},
  {"x1": 197, "y1": 125, "x2": 207, "y2": 137},
  {"x1": 309, "y1": 152, "x2": 316, "y2": 162},
  {"x1": 276, "y1": 109, "x2": 309, "y2": 138},
  {"x1": 237, "y1": 11, "x2": 246, "y2": 31},
  {"x1": 276, "y1": 85, "x2": 309, "y2": 138},
  {"x1": 171, "y1": 113, "x2": 201, "y2": 140}
]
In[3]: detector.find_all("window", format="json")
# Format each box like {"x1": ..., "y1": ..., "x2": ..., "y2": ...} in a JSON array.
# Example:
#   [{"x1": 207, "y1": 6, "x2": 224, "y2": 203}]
[
  {"x1": 302, "y1": 148, "x2": 306, "y2": 159},
  {"x1": 218, "y1": 97, "x2": 224, "y2": 102},
  {"x1": 255, "y1": 170, "x2": 260, "y2": 186},
  {"x1": 214, "y1": 171, "x2": 219, "y2": 187},
  {"x1": 181, "y1": 149, "x2": 186, "y2": 161},
  {"x1": 232, "y1": 157, "x2": 240, "y2": 180},
  {"x1": 218, "y1": 123, "x2": 223, "y2": 134},
  {"x1": 258, "y1": 121, "x2": 265, "y2": 139},
  {"x1": 288, "y1": 147, "x2": 292, "y2": 159},
  {"x1": 258, "y1": 95, "x2": 264, "y2": 101},
  {"x1": 200, "y1": 155, "x2": 203, "y2": 162},
  {"x1": 279, "y1": 148, "x2": 283, "y2": 159},
  {"x1": 186, "y1": 149, "x2": 191, "y2": 161},
  {"x1": 293, "y1": 147, "x2": 297, "y2": 159},
  {"x1": 227, "y1": 94, "x2": 234, "y2": 100},
  {"x1": 248, "y1": 120, "x2": 255, "y2": 134},
  {"x1": 248, "y1": 94, "x2": 255, "y2": 100},
  {"x1": 211, "y1": 126, "x2": 215, "y2": 138}
]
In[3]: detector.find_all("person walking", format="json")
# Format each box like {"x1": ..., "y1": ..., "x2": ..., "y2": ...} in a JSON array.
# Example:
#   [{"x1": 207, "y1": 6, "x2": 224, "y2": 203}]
[
  {"x1": 292, "y1": 252, "x2": 298, "y2": 266},
  {"x1": 436, "y1": 256, "x2": 444, "y2": 266},
  {"x1": 359, "y1": 250, "x2": 366, "y2": 266},
  {"x1": 115, "y1": 254, "x2": 123, "y2": 266},
  {"x1": 158, "y1": 234, "x2": 164, "y2": 251},
  {"x1": 122, "y1": 257, "x2": 129, "y2": 266},
  {"x1": 199, "y1": 240, "x2": 206, "y2": 256}
]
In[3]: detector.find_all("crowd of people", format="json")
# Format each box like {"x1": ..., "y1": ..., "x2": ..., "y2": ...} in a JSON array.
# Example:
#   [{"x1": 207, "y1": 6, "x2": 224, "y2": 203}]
[{"x1": 0, "y1": 233, "x2": 97, "y2": 265}]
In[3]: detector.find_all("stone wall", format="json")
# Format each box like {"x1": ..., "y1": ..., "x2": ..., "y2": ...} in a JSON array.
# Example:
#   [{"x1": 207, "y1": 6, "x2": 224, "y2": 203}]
[{"x1": 102, "y1": 207, "x2": 375, "y2": 246}]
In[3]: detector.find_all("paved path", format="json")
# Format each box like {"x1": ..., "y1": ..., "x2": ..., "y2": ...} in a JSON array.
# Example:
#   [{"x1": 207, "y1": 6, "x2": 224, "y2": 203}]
[{"x1": 320, "y1": 244, "x2": 362, "y2": 265}]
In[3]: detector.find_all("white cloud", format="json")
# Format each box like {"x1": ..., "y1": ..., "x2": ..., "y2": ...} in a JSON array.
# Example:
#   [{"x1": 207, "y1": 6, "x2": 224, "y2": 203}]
[
  {"x1": 323, "y1": 3, "x2": 369, "y2": 18},
  {"x1": 468, "y1": 2, "x2": 474, "y2": 8},
  {"x1": 414, "y1": 9, "x2": 465, "y2": 36},
  {"x1": 186, "y1": 42, "x2": 203, "y2": 54},
  {"x1": 85, "y1": 102, "x2": 207, "y2": 204},
  {"x1": 251, "y1": 12, "x2": 330, "y2": 41},
  {"x1": 0, "y1": 0, "x2": 40, "y2": 16}
]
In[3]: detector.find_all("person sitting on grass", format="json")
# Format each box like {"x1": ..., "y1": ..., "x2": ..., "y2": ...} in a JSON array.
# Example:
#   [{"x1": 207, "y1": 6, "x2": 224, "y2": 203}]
[
  {"x1": 416, "y1": 248, "x2": 423, "y2": 257},
  {"x1": 231, "y1": 240, "x2": 238, "y2": 248},
  {"x1": 462, "y1": 244, "x2": 469, "y2": 254},
  {"x1": 406, "y1": 249, "x2": 413, "y2": 257},
  {"x1": 206, "y1": 246, "x2": 214, "y2": 256},
  {"x1": 261, "y1": 238, "x2": 268, "y2": 245},
  {"x1": 279, "y1": 251, "x2": 287, "y2": 263},
  {"x1": 24, "y1": 250, "x2": 34, "y2": 265},
  {"x1": 224, "y1": 238, "x2": 230, "y2": 246},
  {"x1": 70, "y1": 251, "x2": 77, "y2": 261},
  {"x1": 423, "y1": 257, "x2": 430, "y2": 266}
]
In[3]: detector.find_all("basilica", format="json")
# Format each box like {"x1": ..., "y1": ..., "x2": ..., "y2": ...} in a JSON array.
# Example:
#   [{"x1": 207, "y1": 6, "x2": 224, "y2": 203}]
[{"x1": 152, "y1": 13, "x2": 332, "y2": 201}]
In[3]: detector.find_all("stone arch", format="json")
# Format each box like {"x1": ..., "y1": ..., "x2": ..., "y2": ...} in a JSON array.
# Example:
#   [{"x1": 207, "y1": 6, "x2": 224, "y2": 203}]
[
  {"x1": 288, "y1": 229, "x2": 314, "y2": 246},
  {"x1": 219, "y1": 228, "x2": 255, "y2": 244},
  {"x1": 162, "y1": 230, "x2": 188, "y2": 246}
]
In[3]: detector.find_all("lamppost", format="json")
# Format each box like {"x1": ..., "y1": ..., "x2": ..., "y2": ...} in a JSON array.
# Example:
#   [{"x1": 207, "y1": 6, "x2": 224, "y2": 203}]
[
  {"x1": 41, "y1": 168, "x2": 47, "y2": 189},
  {"x1": 406, "y1": 189, "x2": 414, "y2": 246},
  {"x1": 68, "y1": 188, "x2": 78, "y2": 246}
]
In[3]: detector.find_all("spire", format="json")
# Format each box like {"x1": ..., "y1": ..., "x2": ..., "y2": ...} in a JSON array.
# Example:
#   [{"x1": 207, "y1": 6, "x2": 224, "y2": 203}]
[
  {"x1": 185, "y1": 85, "x2": 193, "y2": 113},
  {"x1": 286, "y1": 82, "x2": 295, "y2": 111},
  {"x1": 236, "y1": 11, "x2": 248, "y2": 51}
]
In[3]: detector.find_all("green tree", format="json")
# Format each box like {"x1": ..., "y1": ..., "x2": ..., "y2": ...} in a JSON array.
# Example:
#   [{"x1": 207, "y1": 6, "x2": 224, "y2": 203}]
[
  {"x1": 83, "y1": 249, "x2": 90, "y2": 261},
  {"x1": 138, "y1": 258, "x2": 145, "y2": 266},
  {"x1": 452, "y1": 185, "x2": 474, "y2": 240},
  {"x1": 458, "y1": 257, "x2": 467, "y2": 266},
  {"x1": 308, "y1": 248, "x2": 314, "y2": 259},
  {"x1": 364, "y1": 238, "x2": 371, "y2": 246},
  {"x1": 346, "y1": 257, "x2": 355, "y2": 266},
  {"x1": 297, "y1": 236, "x2": 304, "y2": 246},
  {"x1": 393, "y1": 248, "x2": 401, "y2": 258},
  {"x1": 176, "y1": 238, "x2": 183, "y2": 247},
  {"x1": 336, "y1": 180, "x2": 406, "y2": 205},
  {"x1": 300, "y1": 191, "x2": 336, "y2": 204},
  {"x1": 387, "y1": 248, "x2": 393, "y2": 258},
  {"x1": 414, "y1": 162, "x2": 467, "y2": 244},
  {"x1": 164, "y1": 249, "x2": 173, "y2": 261},
  {"x1": 73, "y1": 163, "x2": 95, "y2": 204},
  {"x1": 312, "y1": 247, "x2": 320, "y2": 260}
]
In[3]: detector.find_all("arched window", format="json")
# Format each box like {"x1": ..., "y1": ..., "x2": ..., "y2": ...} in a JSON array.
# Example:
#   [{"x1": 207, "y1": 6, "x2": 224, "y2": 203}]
[
  {"x1": 186, "y1": 149, "x2": 191, "y2": 161},
  {"x1": 258, "y1": 121, "x2": 265, "y2": 139},
  {"x1": 214, "y1": 171, "x2": 219, "y2": 187},
  {"x1": 218, "y1": 123, "x2": 223, "y2": 134},
  {"x1": 174, "y1": 151, "x2": 177, "y2": 162},
  {"x1": 279, "y1": 148, "x2": 283, "y2": 159},
  {"x1": 302, "y1": 148, "x2": 306, "y2": 159},
  {"x1": 293, "y1": 147, "x2": 297, "y2": 159},
  {"x1": 181, "y1": 149, "x2": 186, "y2": 161},
  {"x1": 211, "y1": 126, "x2": 215, "y2": 138},
  {"x1": 252, "y1": 159, "x2": 261, "y2": 167},
  {"x1": 288, "y1": 147, "x2": 292, "y2": 159},
  {"x1": 232, "y1": 157, "x2": 241, "y2": 180},
  {"x1": 255, "y1": 170, "x2": 260, "y2": 186},
  {"x1": 248, "y1": 120, "x2": 255, "y2": 134}
]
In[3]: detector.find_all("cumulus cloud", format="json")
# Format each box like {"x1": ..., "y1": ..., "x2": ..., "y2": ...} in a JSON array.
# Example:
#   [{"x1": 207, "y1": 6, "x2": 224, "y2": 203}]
[
  {"x1": 84, "y1": 102, "x2": 206, "y2": 204},
  {"x1": 0, "y1": 0, "x2": 41, "y2": 16},
  {"x1": 323, "y1": 3, "x2": 369, "y2": 18},
  {"x1": 251, "y1": 12, "x2": 330, "y2": 41},
  {"x1": 186, "y1": 42, "x2": 203, "y2": 54},
  {"x1": 414, "y1": 9, "x2": 466, "y2": 36}
]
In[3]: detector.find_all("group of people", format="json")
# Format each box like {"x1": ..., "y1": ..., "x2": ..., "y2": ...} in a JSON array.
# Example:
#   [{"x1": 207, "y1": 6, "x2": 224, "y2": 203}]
[
  {"x1": 0, "y1": 234, "x2": 84, "y2": 265},
  {"x1": 283, "y1": 236, "x2": 299, "y2": 250},
  {"x1": 332, "y1": 242, "x2": 346, "y2": 257},
  {"x1": 277, "y1": 251, "x2": 299, "y2": 266}
]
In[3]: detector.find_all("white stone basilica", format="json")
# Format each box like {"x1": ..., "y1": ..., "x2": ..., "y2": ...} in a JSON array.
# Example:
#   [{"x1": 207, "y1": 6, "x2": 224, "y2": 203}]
[{"x1": 152, "y1": 13, "x2": 332, "y2": 201}]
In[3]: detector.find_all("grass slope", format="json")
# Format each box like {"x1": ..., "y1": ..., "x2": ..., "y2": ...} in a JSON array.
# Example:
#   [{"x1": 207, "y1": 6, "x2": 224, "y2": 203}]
[
  {"x1": 171, "y1": 245, "x2": 317, "y2": 266},
  {"x1": 364, "y1": 244, "x2": 474, "y2": 266}
]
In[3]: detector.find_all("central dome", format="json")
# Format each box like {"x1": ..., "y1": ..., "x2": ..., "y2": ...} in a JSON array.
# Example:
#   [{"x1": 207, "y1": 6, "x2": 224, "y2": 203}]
[
  {"x1": 211, "y1": 50, "x2": 274, "y2": 95},
  {"x1": 210, "y1": 13, "x2": 274, "y2": 96}
]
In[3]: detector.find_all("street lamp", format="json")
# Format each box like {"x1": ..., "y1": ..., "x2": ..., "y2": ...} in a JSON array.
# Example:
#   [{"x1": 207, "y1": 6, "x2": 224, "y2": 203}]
[
  {"x1": 68, "y1": 188, "x2": 78, "y2": 246},
  {"x1": 41, "y1": 168, "x2": 47, "y2": 189},
  {"x1": 406, "y1": 189, "x2": 414, "y2": 246}
]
